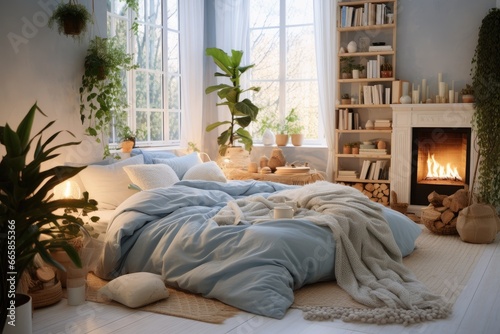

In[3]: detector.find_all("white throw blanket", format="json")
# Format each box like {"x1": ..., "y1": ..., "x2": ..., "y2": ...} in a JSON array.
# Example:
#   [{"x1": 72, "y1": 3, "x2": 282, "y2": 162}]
[{"x1": 213, "y1": 181, "x2": 451, "y2": 325}]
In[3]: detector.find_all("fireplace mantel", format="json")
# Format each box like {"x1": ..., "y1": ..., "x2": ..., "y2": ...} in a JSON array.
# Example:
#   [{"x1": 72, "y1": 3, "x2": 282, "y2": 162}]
[{"x1": 390, "y1": 103, "x2": 477, "y2": 212}]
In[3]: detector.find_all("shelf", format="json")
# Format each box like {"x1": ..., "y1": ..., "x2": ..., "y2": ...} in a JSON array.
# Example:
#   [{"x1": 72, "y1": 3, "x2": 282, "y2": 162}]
[
  {"x1": 338, "y1": 77, "x2": 394, "y2": 83},
  {"x1": 337, "y1": 24, "x2": 395, "y2": 32},
  {"x1": 336, "y1": 104, "x2": 392, "y2": 109},
  {"x1": 338, "y1": 0, "x2": 396, "y2": 7},
  {"x1": 337, "y1": 154, "x2": 391, "y2": 159},
  {"x1": 336, "y1": 177, "x2": 390, "y2": 184},
  {"x1": 336, "y1": 129, "x2": 392, "y2": 134},
  {"x1": 338, "y1": 51, "x2": 395, "y2": 57}
]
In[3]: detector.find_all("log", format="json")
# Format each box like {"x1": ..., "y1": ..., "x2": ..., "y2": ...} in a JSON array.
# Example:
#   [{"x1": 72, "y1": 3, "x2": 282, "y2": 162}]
[
  {"x1": 380, "y1": 183, "x2": 388, "y2": 190},
  {"x1": 428, "y1": 191, "x2": 447, "y2": 206},
  {"x1": 449, "y1": 189, "x2": 469, "y2": 212},
  {"x1": 353, "y1": 183, "x2": 364, "y2": 192},
  {"x1": 365, "y1": 183, "x2": 374, "y2": 192},
  {"x1": 441, "y1": 209, "x2": 455, "y2": 225},
  {"x1": 421, "y1": 207, "x2": 442, "y2": 222}
]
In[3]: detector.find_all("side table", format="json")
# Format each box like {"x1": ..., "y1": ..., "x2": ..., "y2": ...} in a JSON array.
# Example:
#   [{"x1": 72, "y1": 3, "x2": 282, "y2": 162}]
[{"x1": 225, "y1": 169, "x2": 325, "y2": 185}]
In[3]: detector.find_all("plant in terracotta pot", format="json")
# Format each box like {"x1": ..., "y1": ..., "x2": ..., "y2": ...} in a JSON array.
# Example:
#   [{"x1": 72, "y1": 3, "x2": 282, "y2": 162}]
[
  {"x1": 340, "y1": 57, "x2": 354, "y2": 79},
  {"x1": 380, "y1": 62, "x2": 393, "y2": 78},
  {"x1": 343, "y1": 143, "x2": 352, "y2": 154},
  {"x1": 351, "y1": 142, "x2": 360, "y2": 154},
  {"x1": 460, "y1": 84, "x2": 474, "y2": 103},
  {"x1": 285, "y1": 108, "x2": 305, "y2": 146},
  {"x1": 48, "y1": 0, "x2": 92, "y2": 39},
  {"x1": 79, "y1": 36, "x2": 137, "y2": 159},
  {"x1": 0, "y1": 103, "x2": 98, "y2": 331},
  {"x1": 341, "y1": 93, "x2": 351, "y2": 105},
  {"x1": 205, "y1": 48, "x2": 261, "y2": 156}
]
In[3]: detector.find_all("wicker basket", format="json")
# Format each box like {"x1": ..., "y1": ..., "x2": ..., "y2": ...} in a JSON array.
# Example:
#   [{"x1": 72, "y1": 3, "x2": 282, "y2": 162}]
[
  {"x1": 30, "y1": 280, "x2": 63, "y2": 309},
  {"x1": 390, "y1": 191, "x2": 408, "y2": 214}
]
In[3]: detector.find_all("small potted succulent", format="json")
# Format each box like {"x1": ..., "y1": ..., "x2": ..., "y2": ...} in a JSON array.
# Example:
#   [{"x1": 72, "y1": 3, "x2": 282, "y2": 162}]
[
  {"x1": 341, "y1": 93, "x2": 351, "y2": 105},
  {"x1": 340, "y1": 57, "x2": 354, "y2": 79},
  {"x1": 48, "y1": 0, "x2": 92, "y2": 39},
  {"x1": 460, "y1": 84, "x2": 474, "y2": 103},
  {"x1": 352, "y1": 64, "x2": 365, "y2": 79}
]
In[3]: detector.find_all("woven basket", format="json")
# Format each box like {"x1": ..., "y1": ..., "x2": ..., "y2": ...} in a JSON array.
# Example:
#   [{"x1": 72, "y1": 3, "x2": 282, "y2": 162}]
[
  {"x1": 421, "y1": 216, "x2": 458, "y2": 235},
  {"x1": 30, "y1": 280, "x2": 63, "y2": 309},
  {"x1": 390, "y1": 191, "x2": 408, "y2": 214}
]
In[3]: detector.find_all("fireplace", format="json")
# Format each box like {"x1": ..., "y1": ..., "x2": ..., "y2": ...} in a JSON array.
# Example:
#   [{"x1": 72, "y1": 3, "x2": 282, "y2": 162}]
[
  {"x1": 390, "y1": 104, "x2": 477, "y2": 212},
  {"x1": 410, "y1": 127, "x2": 471, "y2": 205}
]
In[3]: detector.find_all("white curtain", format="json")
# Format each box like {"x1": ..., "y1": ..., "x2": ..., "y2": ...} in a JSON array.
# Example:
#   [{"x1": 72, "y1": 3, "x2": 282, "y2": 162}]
[
  {"x1": 179, "y1": 0, "x2": 205, "y2": 150},
  {"x1": 313, "y1": 0, "x2": 337, "y2": 181}
]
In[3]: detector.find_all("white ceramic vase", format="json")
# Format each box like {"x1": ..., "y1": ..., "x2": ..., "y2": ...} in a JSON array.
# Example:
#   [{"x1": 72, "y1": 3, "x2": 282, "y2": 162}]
[
  {"x1": 3, "y1": 294, "x2": 32, "y2": 334},
  {"x1": 347, "y1": 41, "x2": 357, "y2": 53},
  {"x1": 262, "y1": 128, "x2": 275, "y2": 146}
]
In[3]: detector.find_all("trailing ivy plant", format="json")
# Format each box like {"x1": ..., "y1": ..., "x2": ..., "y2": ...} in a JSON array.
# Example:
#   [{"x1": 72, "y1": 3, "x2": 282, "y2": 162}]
[
  {"x1": 79, "y1": 36, "x2": 137, "y2": 158},
  {"x1": 470, "y1": 8, "x2": 500, "y2": 207},
  {"x1": 205, "y1": 48, "x2": 261, "y2": 156},
  {"x1": 48, "y1": 0, "x2": 93, "y2": 40}
]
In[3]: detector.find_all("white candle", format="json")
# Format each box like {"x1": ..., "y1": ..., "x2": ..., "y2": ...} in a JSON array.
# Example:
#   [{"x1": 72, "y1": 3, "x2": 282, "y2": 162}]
[
  {"x1": 439, "y1": 82, "x2": 446, "y2": 98},
  {"x1": 402, "y1": 81, "x2": 409, "y2": 96},
  {"x1": 438, "y1": 72, "x2": 443, "y2": 83},
  {"x1": 422, "y1": 79, "x2": 427, "y2": 103},
  {"x1": 449, "y1": 90, "x2": 454, "y2": 104}
]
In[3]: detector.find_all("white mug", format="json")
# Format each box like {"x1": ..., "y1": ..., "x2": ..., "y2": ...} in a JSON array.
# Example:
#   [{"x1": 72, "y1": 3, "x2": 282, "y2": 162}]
[{"x1": 274, "y1": 205, "x2": 294, "y2": 219}]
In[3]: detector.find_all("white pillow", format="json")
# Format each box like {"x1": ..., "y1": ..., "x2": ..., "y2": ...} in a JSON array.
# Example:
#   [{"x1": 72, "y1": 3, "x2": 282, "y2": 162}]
[
  {"x1": 78, "y1": 155, "x2": 144, "y2": 209},
  {"x1": 183, "y1": 161, "x2": 227, "y2": 183},
  {"x1": 153, "y1": 152, "x2": 203, "y2": 179},
  {"x1": 98, "y1": 272, "x2": 169, "y2": 308},
  {"x1": 123, "y1": 164, "x2": 180, "y2": 190}
]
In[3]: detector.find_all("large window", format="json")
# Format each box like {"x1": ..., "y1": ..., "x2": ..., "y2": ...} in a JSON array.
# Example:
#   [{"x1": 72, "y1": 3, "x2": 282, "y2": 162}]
[
  {"x1": 249, "y1": 0, "x2": 322, "y2": 144},
  {"x1": 107, "y1": 0, "x2": 181, "y2": 147}
]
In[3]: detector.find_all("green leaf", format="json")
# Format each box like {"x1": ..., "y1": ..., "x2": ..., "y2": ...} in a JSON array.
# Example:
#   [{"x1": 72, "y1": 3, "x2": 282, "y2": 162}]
[
  {"x1": 206, "y1": 48, "x2": 232, "y2": 75},
  {"x1": 205, "y1": 83, "x2": 232, "y2": 95},
  {"x1": 206, "y1": 121, "x2": 231, "y2": 132}
]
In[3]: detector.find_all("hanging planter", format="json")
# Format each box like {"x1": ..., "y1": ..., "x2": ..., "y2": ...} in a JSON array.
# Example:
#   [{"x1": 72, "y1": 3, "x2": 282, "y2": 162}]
[{"x1": 48, "y1": 0, "x2": 92, "y2": 39}]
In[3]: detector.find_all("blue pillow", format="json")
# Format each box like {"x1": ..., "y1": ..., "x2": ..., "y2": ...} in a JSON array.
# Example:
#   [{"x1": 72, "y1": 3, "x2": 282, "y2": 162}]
[
  {"x1": 153, "y1": 152, "x2": 203, "y2": 179},
  {"x1": 131, "y1": 149, "x2": 176, "y2": 164},
  {"x1": 381, "y1": 206, "x2": 422, "y2": 257}
]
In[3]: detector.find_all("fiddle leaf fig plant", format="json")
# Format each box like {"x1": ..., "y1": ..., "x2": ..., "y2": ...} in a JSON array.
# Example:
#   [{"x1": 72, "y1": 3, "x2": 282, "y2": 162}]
[
  {"x1": 205, "y1": 48, "x2": 261, "y2": 156},
  {"x1": 470, "y1": 8, "x2": 500, "y2": 207}
]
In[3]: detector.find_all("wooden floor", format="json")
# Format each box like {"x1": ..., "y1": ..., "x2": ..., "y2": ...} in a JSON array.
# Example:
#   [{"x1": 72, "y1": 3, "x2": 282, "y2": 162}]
[{"x1": 33, "y1": 236, "x2": 500, "y2": 334}]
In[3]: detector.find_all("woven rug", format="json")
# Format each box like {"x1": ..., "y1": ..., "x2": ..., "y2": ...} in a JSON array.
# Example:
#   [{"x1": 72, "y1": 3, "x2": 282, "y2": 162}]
[
  {"x1": 292, "y1": 226, "x2": 488, "y2": 310},
  {"x1": 83, "y1": 274, "x2": 240, "y2": 324}
]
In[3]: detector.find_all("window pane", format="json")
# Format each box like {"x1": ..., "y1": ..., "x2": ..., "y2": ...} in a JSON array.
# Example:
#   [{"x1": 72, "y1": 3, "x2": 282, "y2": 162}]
[
  {"x1": 167, "y1": 0, "x2": 178, "y2": 30},
  {"x1": 286, "y1": 25, "x2": 316, "y2": 79},
  {"x1": 286, "y1": 0, "x2": 313, "y2": 25},
  {"x1": 250, "y1": 0, "x2": 280, "y2": 28},
  {"x1": 168, "y1": 32, "x2": 179, "y2": 73},
  {"x1": 250, "y1": 28, "x2": 280, "y2": 80},
  {"x1": 150, "y1": 111, "x2": 164, "y2": 141},
  {"x1": 167, "y1": 76, "x2": 180, "y2": 109},
  {"x1": 149, "y1": 73, "x2": 163, "y2": 109},
  {"x1": 253, "y1": 81, "x2": 280, "y2": 117},
  {"x1": 146, "y1": 0, "x2": 162, "y2": 25},
  {"x1": 286, "y1": 81, "x2": 319, "y2": 138},
  {"x1": 149, "y1": 26, "x2": 163, "y2": 70},
  {"x1": 135, "y1": 25, "x2": 147, "y2": 68},
  {"x1": 136, "y1": 111, "x2": 148, "y2": 140},
  {"x1": 135, "y1": 72, "x2": 147, "y2": 108},
  {"x1": 168, "y1": 111, "x2": 180, "y2": 141},
  {"x1": 108, "y1": 0, "x2": 127, "y2": 16}
]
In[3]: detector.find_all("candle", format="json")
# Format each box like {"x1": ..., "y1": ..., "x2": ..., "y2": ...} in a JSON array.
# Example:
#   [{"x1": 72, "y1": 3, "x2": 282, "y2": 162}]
[
  {"x1": 422, "y1": 79, "x2": 427, "y2": 103},
  {"x1": 439, "y1": 82, "x2": 446, "y2": 98},
  {"x1": 438, "y1": 72, "x2": 443, "y2": 83},
  {"x1": 449, "y1": 90, "x2": 454, "y2": 104}
]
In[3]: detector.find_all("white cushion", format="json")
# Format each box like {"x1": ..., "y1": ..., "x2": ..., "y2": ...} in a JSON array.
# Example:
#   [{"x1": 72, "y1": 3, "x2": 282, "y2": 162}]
[
  {"x1": 123, "y1": 164, "x2": 180, "y2": 190},
  {"x1": 153, "y1": 152, "x2": 203, "y2": 179},
  {"x1": 183, "y1": 161, "x2": 227, "y2": 183},
  {"x1": 78, "y1": 155, "x2": 144, "y2": 209},
  {"x1": 98, "y1": 272, "x2": 169, "y2": 308}
]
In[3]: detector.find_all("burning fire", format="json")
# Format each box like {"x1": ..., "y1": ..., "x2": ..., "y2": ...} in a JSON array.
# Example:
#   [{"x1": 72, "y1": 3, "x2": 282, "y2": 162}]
[{"x1": 425, "y1": 152, "x2": 462, "y2": 181}]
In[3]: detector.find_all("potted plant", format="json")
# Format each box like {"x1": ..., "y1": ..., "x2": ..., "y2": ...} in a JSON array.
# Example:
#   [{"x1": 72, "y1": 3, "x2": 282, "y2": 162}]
[
  {"x1": 0, "y1": 103, "x2": 98, "y2": 331},
  {"x1": 380, "y1": 62, "x2": 393, "y2": 78},
  {"x1": 352, "y1": 64, "x2": 365, "y2": 79},
  {"x1": 79, "y1": 36, "x2": 137, "y2": 159},
  {"x1": 343, "y1": 143, "x2": 352, "y2": 154},
  {"x1": 205, "y1": 48, "x2": 261, "y2": 156},
  {"x1": 48, "y1": 0, "x2": 92, "y2": 39},
  {"x1": 341, "y1": 93, "x2": 351, "y2": 105},
  {"x1": 340, "y1": 57, "x2": 354, "y2": 79},
  {"x1": 285, "y1": 108, "x2": 305, "y2": 146},
  {"x1": 118, "y1": 125, "x2": 143, "y2": 153},
  {"x1": 351, "y1": 142, "x2": 360, "y2": 154},
  {"x1": 469, "y1": 8, "x2": 500, "y2": 208},
  {"x1": 460, "y1": 84, "x2": 474, "y2": 103}
]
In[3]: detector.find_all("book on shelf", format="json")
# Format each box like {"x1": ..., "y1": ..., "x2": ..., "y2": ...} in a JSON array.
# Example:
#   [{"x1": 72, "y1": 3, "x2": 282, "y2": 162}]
[
  {"x1": 359, "y1": 148, "x2": 388, "y2": 155},
  {"x1": 392, "y1": 80, "x2": 402, "y2": 104},
  {"x1": 362, "y1": 84, "x2": 387, "y2": 105},
  {"x1": 367, "y1": 161, "x2": 377, "y2": 180},
  {"x1": 368, "y1": 45, "x2": 393, "y2": 52},
  {"x1": 359, "y1": 160, "x2": 371, "y2": 180},
  {"x1": 338, "y1": 170, "x2": 359, "y2": 179},
  {"x1": 374, "y1": 119, "x2": 392, "y2": 129}
]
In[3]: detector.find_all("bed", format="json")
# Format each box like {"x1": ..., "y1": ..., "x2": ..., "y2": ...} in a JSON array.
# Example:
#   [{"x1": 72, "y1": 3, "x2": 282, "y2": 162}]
[{"x1": 75, "y1": 151, "x2": 446, "y2": 323}]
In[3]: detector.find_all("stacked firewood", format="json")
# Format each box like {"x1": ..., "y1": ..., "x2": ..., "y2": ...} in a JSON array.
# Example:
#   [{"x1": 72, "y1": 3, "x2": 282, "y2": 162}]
[
  {"x1": 351, "y1": 183, "x2": 390, "y2": 205},
  {"x1": 421, "y1": 189, "x2": 469, "y2": 233}
]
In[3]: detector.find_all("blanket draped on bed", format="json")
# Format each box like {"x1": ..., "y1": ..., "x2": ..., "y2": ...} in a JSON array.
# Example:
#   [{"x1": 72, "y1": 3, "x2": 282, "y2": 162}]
[{"x1": 214, "y1": 181, "x2": 451, "y2": 325}]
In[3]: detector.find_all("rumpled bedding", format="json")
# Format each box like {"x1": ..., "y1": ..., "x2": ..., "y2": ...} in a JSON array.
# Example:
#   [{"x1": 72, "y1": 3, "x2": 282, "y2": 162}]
[{"x1": 95, "y1": 180, "x2": 420, "y2": 319}]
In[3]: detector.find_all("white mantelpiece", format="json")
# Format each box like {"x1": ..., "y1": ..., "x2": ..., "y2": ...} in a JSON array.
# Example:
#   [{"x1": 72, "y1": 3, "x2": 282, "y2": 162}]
[{"x1": 390, "y1": 103, "x2": 477, "y2": 213}]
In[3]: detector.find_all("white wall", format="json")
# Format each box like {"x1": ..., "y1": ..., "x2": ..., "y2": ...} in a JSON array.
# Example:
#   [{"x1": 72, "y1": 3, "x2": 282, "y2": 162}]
[
  {"x1": 0, "y1": 0, "x2": 495, "y2": 169},
  {"x1": 0, "y1": 0, "x2": 106, "y2": 164}
]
